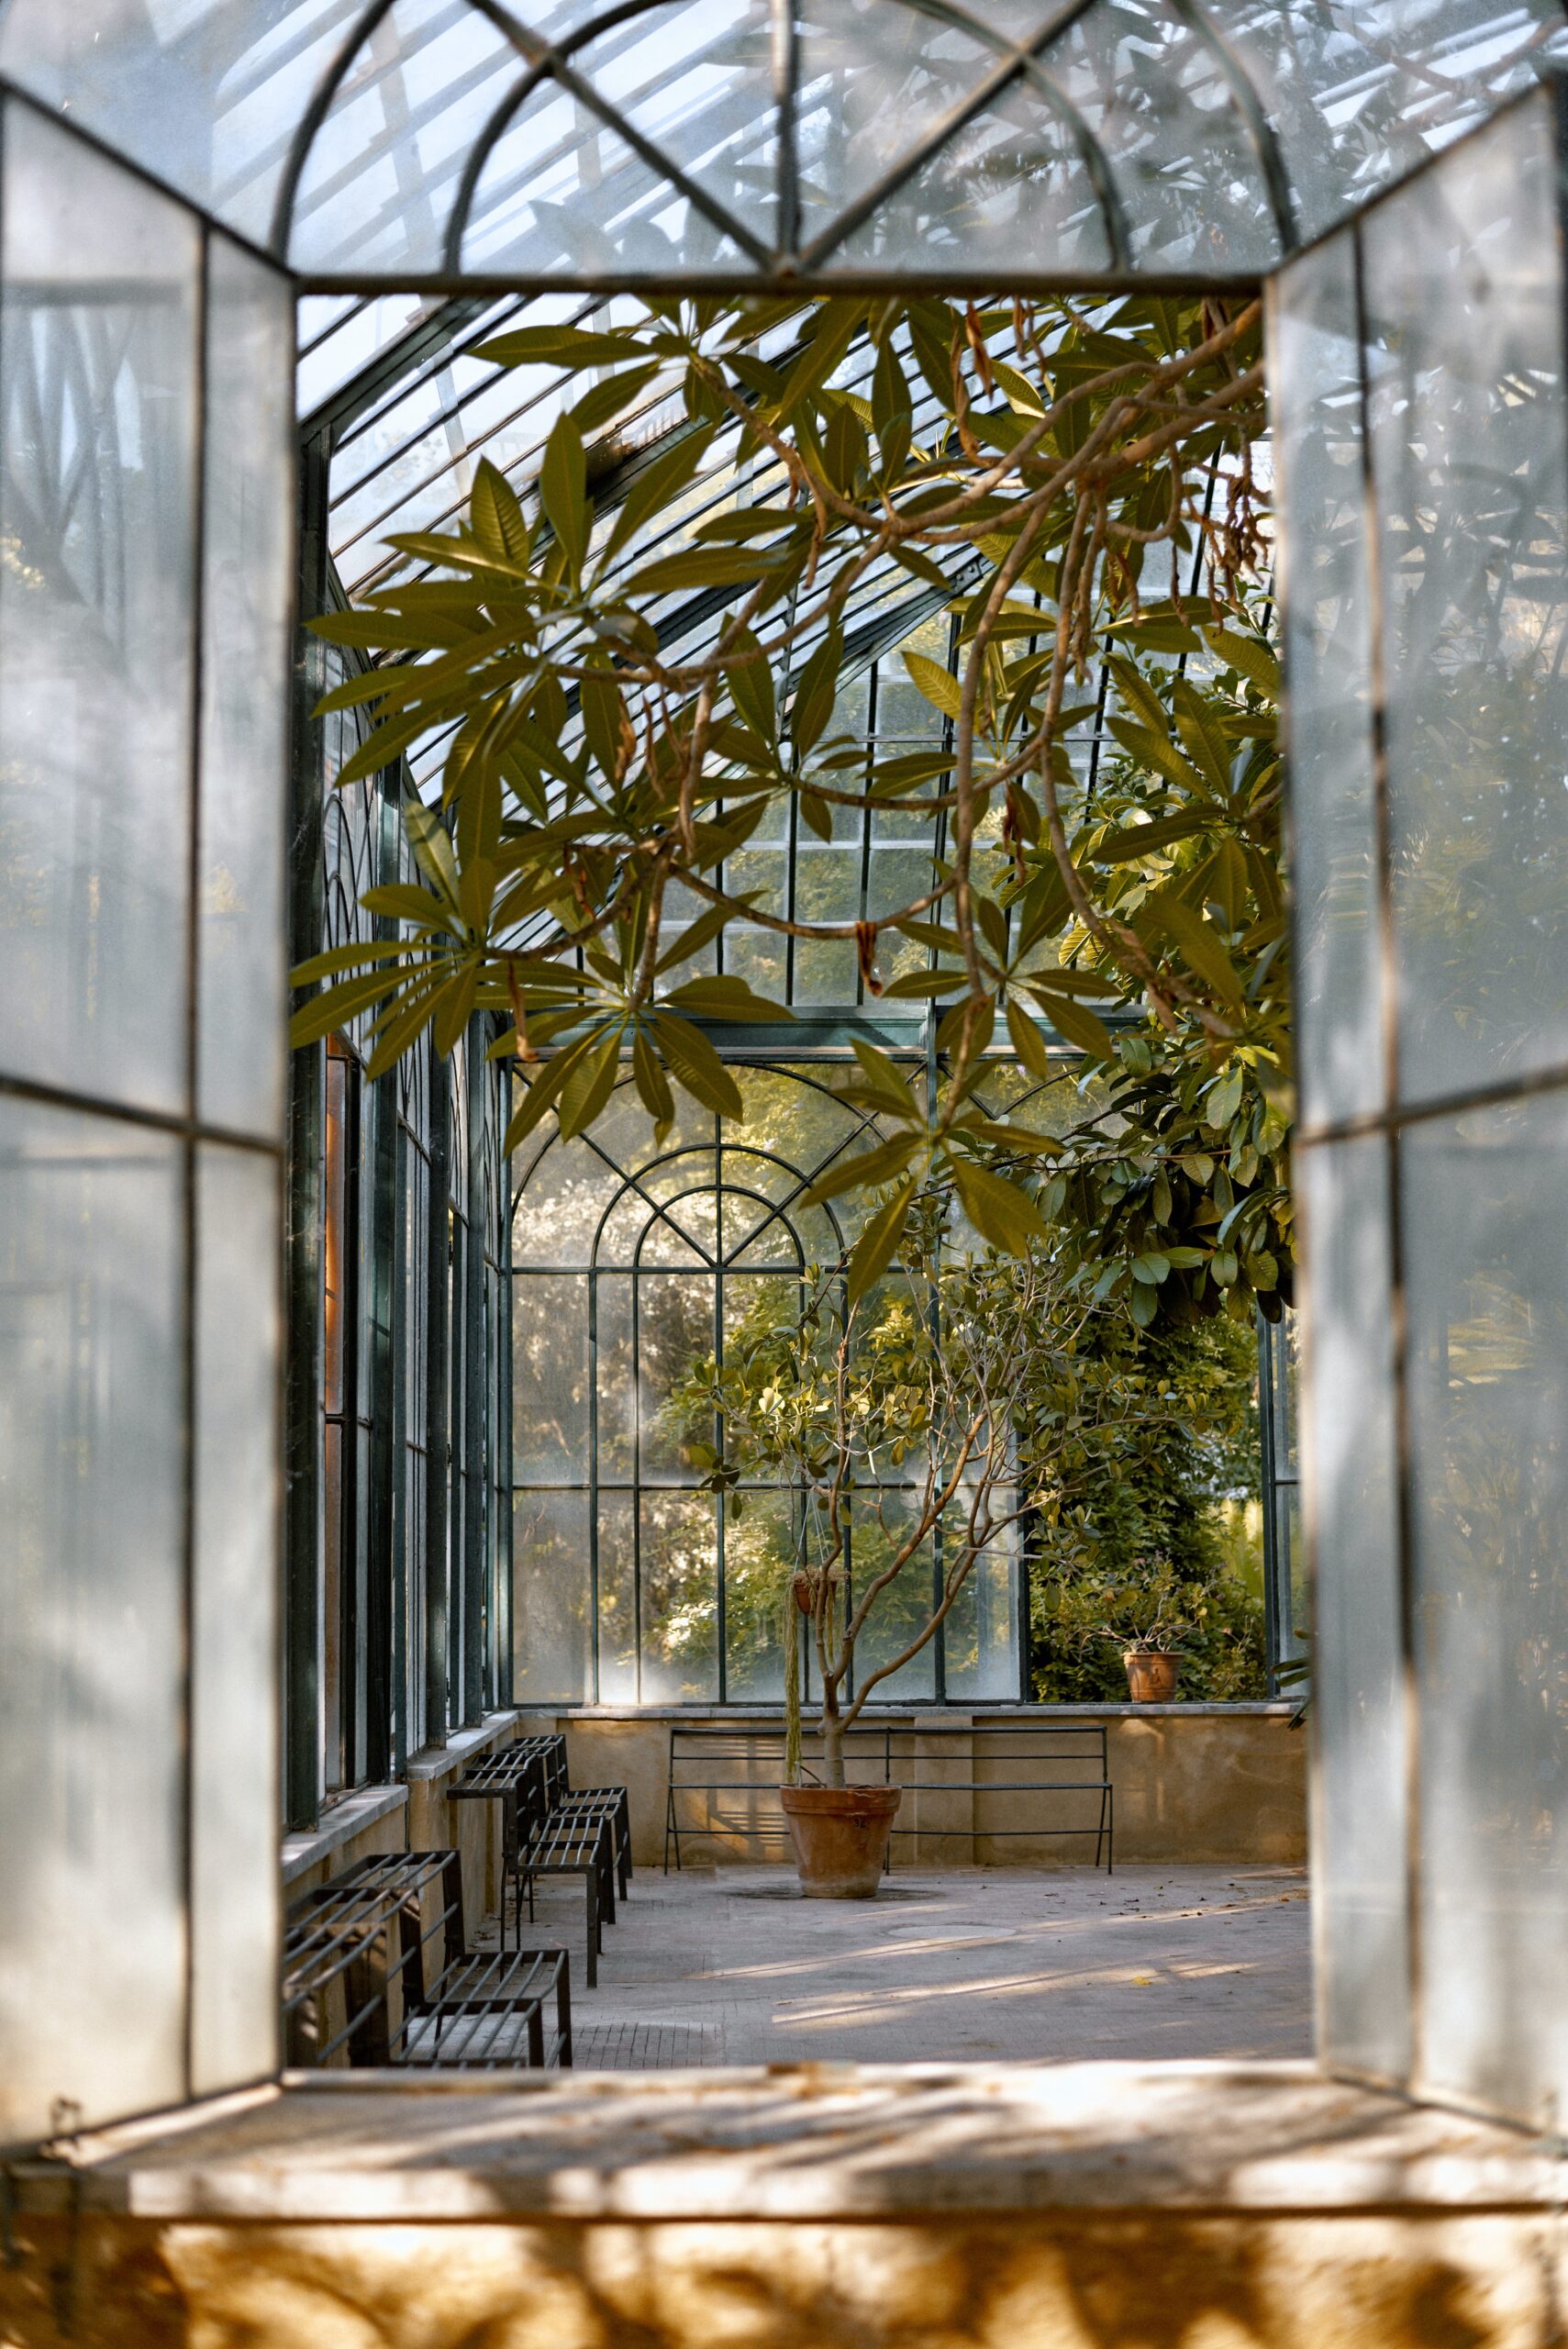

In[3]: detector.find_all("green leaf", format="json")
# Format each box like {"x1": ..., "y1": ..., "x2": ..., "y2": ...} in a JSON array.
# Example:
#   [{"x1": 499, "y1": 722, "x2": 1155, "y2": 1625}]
[
  {"x1": 799, "y1": 1134, "x2": 919, "y2": 1208},
  {"x1": 1149, "y1": 890, "x2": 1245, "y2": 1009},
  {"x1": 571, "y1": 362, "x2": 661, "y2": 437},
  {"x1": 951, "y1": 1159, "x2": 1051, "y2": 1258},
  {"x1": 846, "y1": 1180, "x2": 916, "y2": 1304},
  {"x1": 1088, "y1": 810, "x2": 1217, "y2": 864},
  {"x1": 791, "y1": 627, "x2": 841, "y2": 756},
  {"x1": 651, "y1": 1011, "x2": 745, "y2": 1120},
  {"x1": 1006, "y1": 996, "x2": 1052, "y2": 1078},
  {"x1": 471, "y1": 456, "x2": 531, "y2": 565},
  {"x1": 1205, "y1": 627, "x2": 1280, "y2": 699},
  {"x1": 288, "y1": 968, "x2": 403, "y2": 1047},
  {"x1": 631, "y1": 1028, "x2": 675, "y2": 1140},
  {"x1": 776, "y1": 300, "x2": 863, "y2": 419},
  {"x1": 662, "y1": 975, "x2": 795, "y2": 1023},
  {"x1": 601, "y1": 425, "x2": 716, "y2": 565},
  {"x1": 503, "y1": 1050, "x2": 584, "y2": 1153},
  {"x1": 539, "y1": 409, "x2": 588, "y2": 583},
  {"x1": 624, "y1": 546, "x2": 784, "y2": 596},
  {"x1": 850, "y1": 1037, "x2": 921, "y2": 1121},
  {"x1": 557, "y1": 1029, "x2": 622, "y2": 1140},
  {"x1": 903, "y1": 651, "x2": 962, "y2": 723},
  {"x1": 725, "y1": 624, "x2": 775, "y2": 742},
  {"x1": 475, "y1": 326, "x2": 652, "y2": 370},
  {"x1": 1032, "y1": 991, "x2": 1115, "y2": 1060}
]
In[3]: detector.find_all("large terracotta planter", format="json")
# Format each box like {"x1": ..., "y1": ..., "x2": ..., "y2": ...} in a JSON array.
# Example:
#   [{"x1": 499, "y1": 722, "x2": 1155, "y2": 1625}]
[
  {"x1": 780, "y1": 1782, "x2": 902, "y2": 1898},
  {"x1": 1124, "y1": 1647, "x2": 1181, "y2": 1703}
]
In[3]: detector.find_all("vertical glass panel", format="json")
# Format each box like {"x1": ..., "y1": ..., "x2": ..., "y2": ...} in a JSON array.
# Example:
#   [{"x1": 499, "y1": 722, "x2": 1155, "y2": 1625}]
[
  {"x1": 1298, "y1": 1135, "x2": 1411, "y2": 2083},
  {"x1": 0, "y1": 1100, "x2": 183, "y2": 2143},
  {"x1": 597, "y1": 1490, "x2": 639, "y2": 1703},
  {"x1": 1272, "y1": 230, "x2": 1385, "y2": 1130},
  {"x1": 197, "y1": 237, "x2": 293, "y2": 1140},
  {"x1": 639, "y1": 1488, "x2": 719, "y2": 1701},
  {"x1": 944, "y1": 1511, "x2": 1020, "y2": 1701},
  {"x1": 189, "y1": 1145, "x2": 280, "y2": 2098},
  {"x1": 724, "y1": 1488, "x2": 794, "y2": 1702},
  {"x1": 1365, "y1": 92, "x2": 1568, "y2": 1107},
  {"x1": 851, "y1": 1489, "x2": 937, "y2": 1702},
  {"x1": 512, "y1": 1272, "x2": 588, "y2": 1484},
  {"x1": 1404, "y1": 1094, "x2": 1568, "y2": 2125},
  {"x1": 511, "y1": 1489, "x2": 591, "y2": 1705},
  {"x1": 0, "y1": 105, "x2": 198, "y2": 1115},
  {"x1": 512, "y1": 1127, "x2": 619, "y2": 1265},
  {"x1": 638, "y1": 1273, "x2": 714, "y2": 1483}
]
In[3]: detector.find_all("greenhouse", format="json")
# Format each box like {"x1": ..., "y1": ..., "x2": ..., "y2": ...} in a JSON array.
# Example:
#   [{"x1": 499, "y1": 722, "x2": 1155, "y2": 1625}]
[{"x1": 1, "y1": 6, "x2": 1566, "y2": 2344}]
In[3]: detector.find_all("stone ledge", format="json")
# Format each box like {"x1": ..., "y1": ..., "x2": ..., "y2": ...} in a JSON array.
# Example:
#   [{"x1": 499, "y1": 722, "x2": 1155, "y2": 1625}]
[
  {"x1": 280, "y1": 1784, "x2": 407, "y2": 1886},
  {"x1": 524, "y1": 1703, "x2": 1300, "y2": 1721},
  {"x1": 404, "y1": 1709, "x2": 519, "y2": 1781},
  {"x1": 18, "y1": 2064, "x2": 1560, "y2": 2224}
]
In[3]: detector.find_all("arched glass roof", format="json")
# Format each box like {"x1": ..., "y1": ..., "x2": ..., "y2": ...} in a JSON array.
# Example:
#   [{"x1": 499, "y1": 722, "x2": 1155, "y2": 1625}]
[{"x1": 1, "y1": 2, "x2": 1563, "y2": 289}]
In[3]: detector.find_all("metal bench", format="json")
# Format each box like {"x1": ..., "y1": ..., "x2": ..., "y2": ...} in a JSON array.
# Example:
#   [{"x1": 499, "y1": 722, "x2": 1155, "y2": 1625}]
[
  {"x1": 664, "y1": 1720, "x2": 1113, "y2": 1874},
  {"x1": 283, "y1": 1849, "x2": 573, "y2": 2069}
]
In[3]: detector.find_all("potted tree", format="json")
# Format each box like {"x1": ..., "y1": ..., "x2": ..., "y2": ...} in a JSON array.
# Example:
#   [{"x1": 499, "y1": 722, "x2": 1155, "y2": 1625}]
[
  {"x1": 1117, "y1": 1564, "x2": 1193, "y2": 1703},
  {"x1": 680, "y1": 1206, "x2": 1052, "y2": 1897}
]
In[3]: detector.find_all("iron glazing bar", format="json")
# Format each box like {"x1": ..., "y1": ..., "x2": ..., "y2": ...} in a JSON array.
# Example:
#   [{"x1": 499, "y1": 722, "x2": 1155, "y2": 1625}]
[
  {"x1": 463, "y1": 1014, "x2": 489, "y2": 1723},
  {"x1": 424, "y1": 1044, "x2": 451, "y2": 1746}
]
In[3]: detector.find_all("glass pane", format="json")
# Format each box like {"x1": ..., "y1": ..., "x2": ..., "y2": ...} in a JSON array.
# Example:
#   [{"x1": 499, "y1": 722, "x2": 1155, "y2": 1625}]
[
  {"x1": 638, "y1": 1273, "x2": 714, "y2": 1482},
  {"x1": 512, "y1": 1127, "x2": 620, "y2": 1266},
  {"x1": 290, "y1": 0, "x2": 518, "y2": 276},
  {"x1": 1298, "y1": 1135, "x2": 1411, "y2": 2083},
  {"x1": 944, "y1": 1512, "x2": 1020, "y2": 1701},
  {"x1": 512, "y1": 1489, "x2": 591, "y2": 1705},
  {"x1": 0, "y1": 105, "x2": 198, "y2": 1116},
  {"x1": 513, "y1": 1272, "x2": 588, "y2": 1484},
  {"x1": 1365, "y1": 93, "x2": 1568, "y2": 1107},
  {"x1": 1053, "y1": 1, "x2": 1278, "y2": 273},
  {"x1": 464, "y1": 72, "x2": 748, "y2": 276},
  {"x1": 596, "y1": 1490, "x2": 639, "y2": 1702},
  {"x1": 196, "y1": 236, "x2": 293, "y2": 1140},
  {"x1": 724, "y1": 1487, "x2": 794, "y2": 1702},
  {"x1": 189, "y1": 1144, "x2": 281, "y2": 2098},
  {"x1": 1272, "y1": 229, "x2": 1385, "y2": 1131},
  {"x1": 850, "y1": 1488, "x2": 937, "y2": 1703},
  {"x1": 639, "y1": 1488, "x2": 719, "y2": 1701},
  {"x1": 822, "y1": 72, "x2": 1112, "y2": 275},
  {"x1": 0, "y1": 1099, "x2": 183, "y2": 2143},
  {"x1": 1404, "y1": 1095, "x2": 1568, "y2": 2125}
]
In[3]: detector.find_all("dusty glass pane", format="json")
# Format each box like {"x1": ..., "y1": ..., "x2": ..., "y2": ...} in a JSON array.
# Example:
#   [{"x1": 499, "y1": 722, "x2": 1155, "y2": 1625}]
[
  {"x1": 944, "y1": 1514, "x2": 1020, "y2": 1702},
  {"x1": 1365, "y1": 92, "x2": 1568, "y2": 1108},
  {"x1": 0, "y1": 106, "x2": 198, "y2": 1116},
  {"x1": 1272, "y1": 228, "x2": 1385, "y2": 1131},
  {"x1": 822, "y1": 72, "x2": 1112, "y2": 275},
  {"x1": 511, "y1": 1129, "x2": 620, "y2": 1265},
  {"x1": 1053, "y1": 1, "x2": 1278, "y2": 273},
  {"x1": 464, "y1": 74, "x2": 748, "y2": 276},
  {"x1": 1404, "y1": 1096, "x2": 1568, "y2": 2124},
  {"x1": 638, "y1": 1274, "x2": 714, "y2": 1482},
  {"x1": 1298, "y1": 1135, "x2": 1410, "y2": 2083},
  {"x1": 189, "y1": 1144, "x2": 281, "y2": 2098},
  {"x1": 512, "y1": 1489, "x2": 592, "y2": 1704},
  {"x1": 0, "y1": 1100, "x2": 184, "y2": 2143},
  {"x1": 850, "y1": 1488, "x2": 937, "y2": 1703},
  {"x1": 290, "y1": 0, "x2": 519, "y2": 276},
  {"x1": 595, "y1": 1490, "x2": 639, "y2": 1701},
  {"x1": 198, "y1": 236, "x2": 294, "y2": 1140}
]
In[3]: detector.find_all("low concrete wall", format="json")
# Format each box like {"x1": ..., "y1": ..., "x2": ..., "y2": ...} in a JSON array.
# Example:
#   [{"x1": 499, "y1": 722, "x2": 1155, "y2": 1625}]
[
  {"x1": 6, "y1": 2066, "x2": 1561, "y2": 2348},
  {"x1": 526, "y1": 1703, "x2": 1306, "y2": 1871}
]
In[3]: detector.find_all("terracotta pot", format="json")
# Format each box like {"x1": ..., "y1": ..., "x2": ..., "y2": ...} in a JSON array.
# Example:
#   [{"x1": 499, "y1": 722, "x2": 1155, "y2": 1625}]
[
  {"x1": 791, "y1": 1567, "x2": 844, "y2": 1614},
  {"x1": 1124, "y1": 1648, "x2": 1180, "y2": 1703},
  {"x1": 780, "y1": 1782, "x2": 902, "y2": 1898}
]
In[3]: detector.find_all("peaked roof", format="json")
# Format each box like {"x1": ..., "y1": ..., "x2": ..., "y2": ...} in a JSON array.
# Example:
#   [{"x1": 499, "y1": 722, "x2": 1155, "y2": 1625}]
[{"x1": 2, "y1": 1, "x2": 1563, "y2": 289}]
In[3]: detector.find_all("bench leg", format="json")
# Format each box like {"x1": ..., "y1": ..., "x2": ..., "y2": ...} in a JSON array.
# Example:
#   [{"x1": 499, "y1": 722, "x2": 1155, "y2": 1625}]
[
  {"x1": 557, "y1": 1963, "x2": 573, "y2": 2067},
  {"x1": 585, "y1": 1870, "x2": 598, "y2": 1990},
  {"x1": 527, "y1": 2002, "x2": 545, "y2": 2068}
]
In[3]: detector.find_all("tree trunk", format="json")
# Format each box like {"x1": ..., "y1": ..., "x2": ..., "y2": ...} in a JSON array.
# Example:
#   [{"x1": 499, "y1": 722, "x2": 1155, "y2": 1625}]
[{"x1": 821, "y1": 1707, "x2": 846, "y2": 1788}]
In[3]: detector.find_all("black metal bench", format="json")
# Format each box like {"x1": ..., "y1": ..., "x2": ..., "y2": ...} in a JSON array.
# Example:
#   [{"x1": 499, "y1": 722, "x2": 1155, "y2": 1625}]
[
  {"x1": 663, "y1": 1720, "x2": 1114, "y2": 1874},
  {"x1": 452, "y1": 1740, "x2": 620, "y2": 1987},
  {"x1": 283, "y1": 1849, "x2": 573, "y2": 2068}
]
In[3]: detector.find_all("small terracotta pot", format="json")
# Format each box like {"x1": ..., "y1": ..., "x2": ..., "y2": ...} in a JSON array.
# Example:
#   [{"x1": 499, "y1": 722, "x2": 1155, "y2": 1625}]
[
  {"x1": 780, "y1": 1782, "x2": 902, "y2": 1898},
  {"x1": 792, "y1": 1567, "x2": 844, "y2": 1614},
  {"x1": 1124, "y1": 1648, "x2": 1180, "y2": 1703}
]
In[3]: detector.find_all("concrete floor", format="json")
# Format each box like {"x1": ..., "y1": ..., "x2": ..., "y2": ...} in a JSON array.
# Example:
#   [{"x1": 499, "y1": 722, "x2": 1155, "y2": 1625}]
[{"x1": 508, "y1": 1863, "x2": 1312, "y2": 2068}]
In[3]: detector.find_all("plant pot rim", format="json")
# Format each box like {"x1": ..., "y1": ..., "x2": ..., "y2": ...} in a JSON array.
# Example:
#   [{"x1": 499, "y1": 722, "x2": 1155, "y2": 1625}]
[
  {"x1": 1123, "y1": 1644, "x2": 1183, "y2": 1659},
  {"x1": 779, "y1": 1781, "x2": 903, "y2": 1815}
]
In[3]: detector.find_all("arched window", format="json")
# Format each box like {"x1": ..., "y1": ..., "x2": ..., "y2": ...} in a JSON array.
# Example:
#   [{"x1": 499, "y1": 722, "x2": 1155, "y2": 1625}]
[{"x1": 512, "y1": 1059, "x2": 1062, "y2": 1707}]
